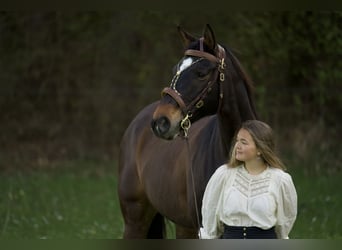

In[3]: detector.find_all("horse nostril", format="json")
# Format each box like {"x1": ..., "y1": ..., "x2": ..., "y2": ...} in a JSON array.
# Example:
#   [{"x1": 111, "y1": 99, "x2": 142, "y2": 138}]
[
  {"x1": 159, "y1": 116, "x2": 170, "y2": 131},
  {"x1": 151, "y1": 116, "x2": 170, "y2": 136}
]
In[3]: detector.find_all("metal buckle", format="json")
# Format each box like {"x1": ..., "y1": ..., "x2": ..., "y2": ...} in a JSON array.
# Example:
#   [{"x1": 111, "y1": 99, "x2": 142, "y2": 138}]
[{"x1": 180, "y1": 113, "x2": 192, "y2": 138}]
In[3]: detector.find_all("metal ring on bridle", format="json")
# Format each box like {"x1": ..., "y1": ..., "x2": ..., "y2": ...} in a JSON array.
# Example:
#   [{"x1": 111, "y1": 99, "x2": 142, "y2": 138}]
[
  {"x1": 180, "y1": 113, "x2": 192, "y2": 137},
  {"x1": 181, "y1": 114, "x2": 191, "y2": 130}
]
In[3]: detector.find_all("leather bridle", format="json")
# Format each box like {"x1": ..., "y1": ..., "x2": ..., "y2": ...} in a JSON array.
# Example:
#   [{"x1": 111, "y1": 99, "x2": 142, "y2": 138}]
[{"x1": 161, "y1": 38, "x2": 226, "y2": 137}]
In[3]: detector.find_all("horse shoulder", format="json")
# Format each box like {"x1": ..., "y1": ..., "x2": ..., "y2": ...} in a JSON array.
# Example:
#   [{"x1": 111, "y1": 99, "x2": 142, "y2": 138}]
[{"x1": 118, "y1": 102, "x2": 159, "y2": 198}]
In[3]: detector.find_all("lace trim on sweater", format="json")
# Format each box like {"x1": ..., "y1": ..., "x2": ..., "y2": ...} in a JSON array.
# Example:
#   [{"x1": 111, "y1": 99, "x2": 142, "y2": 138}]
[{"x1": 232, "y1": 167, "x2": 272, "y2": 198}]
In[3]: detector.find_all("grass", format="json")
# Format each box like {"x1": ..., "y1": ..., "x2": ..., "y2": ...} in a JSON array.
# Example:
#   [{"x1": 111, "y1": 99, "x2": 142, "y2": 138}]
[
  {"x1": 0, "y1": 160, "x2": 341, "y2": 239},
  {"x1": 290, "y1": 170, "x2": 342, "y2": 239},
  {"x1": 0, "y1": 160, "x2": 123, "y2": 239}
]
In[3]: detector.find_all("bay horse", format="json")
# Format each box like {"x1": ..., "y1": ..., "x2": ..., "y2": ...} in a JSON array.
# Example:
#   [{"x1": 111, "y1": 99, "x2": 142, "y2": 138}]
[{"x1": 118, "y1": 24, "x2": 257, "y2": 238}]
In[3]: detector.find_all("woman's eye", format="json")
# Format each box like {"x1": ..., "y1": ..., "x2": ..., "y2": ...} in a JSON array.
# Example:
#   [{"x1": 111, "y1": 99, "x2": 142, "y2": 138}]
[
  {"x1": 236, "y1": 139, "x2": 247, "y2": 145},
  {"x1": 242, "y1": 140, "x2": 248, "y2": 145}
]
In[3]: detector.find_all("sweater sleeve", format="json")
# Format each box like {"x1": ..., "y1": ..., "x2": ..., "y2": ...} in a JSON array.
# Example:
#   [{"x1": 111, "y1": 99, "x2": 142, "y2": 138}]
[
  {"x1": 275, "y1": 172, "x2": 298, "y2": 239},
  {"x1": 200, "y1": 165, "x2": 229, "y2": 239}
]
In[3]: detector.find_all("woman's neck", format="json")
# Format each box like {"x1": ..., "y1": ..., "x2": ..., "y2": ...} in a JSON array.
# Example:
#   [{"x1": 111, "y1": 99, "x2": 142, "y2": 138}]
[{"x1": 244, "y1": 159, "x2": 267, "y2": 175}]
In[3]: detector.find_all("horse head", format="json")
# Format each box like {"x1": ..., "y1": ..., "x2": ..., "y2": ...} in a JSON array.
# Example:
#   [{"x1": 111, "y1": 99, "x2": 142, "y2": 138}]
[{"x1": 151, "y1": 24, "x2": 226, "y2": 140}]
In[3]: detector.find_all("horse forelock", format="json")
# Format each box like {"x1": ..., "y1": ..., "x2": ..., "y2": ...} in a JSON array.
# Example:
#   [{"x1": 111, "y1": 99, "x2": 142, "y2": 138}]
[{"x1": 187, "y1": 40, "x2": 216, "y2": 55}]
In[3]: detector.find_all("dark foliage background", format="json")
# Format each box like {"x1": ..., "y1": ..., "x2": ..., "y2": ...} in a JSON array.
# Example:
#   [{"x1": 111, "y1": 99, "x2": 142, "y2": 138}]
[{"x1": 0, "y1": 11, "x2": 340, "y2": 173}]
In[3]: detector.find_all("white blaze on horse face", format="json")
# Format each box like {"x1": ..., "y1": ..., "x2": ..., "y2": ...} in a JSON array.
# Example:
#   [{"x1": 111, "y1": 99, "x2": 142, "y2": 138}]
[{"x1": 178, "y1": 57, "x2": 193, "y2": 73}]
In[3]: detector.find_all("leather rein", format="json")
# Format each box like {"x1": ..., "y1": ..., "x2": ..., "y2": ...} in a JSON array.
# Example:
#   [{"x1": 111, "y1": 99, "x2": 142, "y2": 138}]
[{"x1": 161, "y1": 39, "x2": 226, "y2": 137}]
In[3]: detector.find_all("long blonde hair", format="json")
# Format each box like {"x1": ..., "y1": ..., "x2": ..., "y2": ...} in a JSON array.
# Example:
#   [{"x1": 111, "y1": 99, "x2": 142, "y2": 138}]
[{"x1": 228, "y1": 120, "x2": 286, "y2": 170}]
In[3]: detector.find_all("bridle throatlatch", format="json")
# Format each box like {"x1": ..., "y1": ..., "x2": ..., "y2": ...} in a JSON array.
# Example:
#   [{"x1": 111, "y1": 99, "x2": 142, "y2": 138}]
[{"x1": 161, "y1": 40, "x2": 226, "y2": 138}]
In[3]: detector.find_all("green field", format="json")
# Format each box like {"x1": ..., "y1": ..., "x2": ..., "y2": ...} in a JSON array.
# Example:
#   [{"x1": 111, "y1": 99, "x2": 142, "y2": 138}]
[
  {"x1": 0, "y1": 160, "x2": 123, "y2": 239},
  {"x1": 0, "y1": 160, "x2": 341, "y2": 239}
]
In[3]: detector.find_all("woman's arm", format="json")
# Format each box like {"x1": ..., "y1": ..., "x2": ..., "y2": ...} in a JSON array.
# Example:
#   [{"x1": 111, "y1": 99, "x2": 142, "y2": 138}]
[
  {"x1": 201, "y1": 165, "x2": 230, "y2": 239},
  {"x1": 275, "y1": 173, "x2": 298, "y2": 239}
]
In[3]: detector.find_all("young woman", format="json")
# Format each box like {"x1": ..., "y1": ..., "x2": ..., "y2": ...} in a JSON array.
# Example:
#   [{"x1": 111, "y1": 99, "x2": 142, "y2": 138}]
[{"x1": 200, "y1": 120, "x2": 297, "y2": 239}]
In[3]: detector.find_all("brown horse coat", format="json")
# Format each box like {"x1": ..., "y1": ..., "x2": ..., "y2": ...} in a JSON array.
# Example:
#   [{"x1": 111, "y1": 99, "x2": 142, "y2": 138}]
[{"x1": 118, "y1": 25, "x2": 257, "y2": 238}]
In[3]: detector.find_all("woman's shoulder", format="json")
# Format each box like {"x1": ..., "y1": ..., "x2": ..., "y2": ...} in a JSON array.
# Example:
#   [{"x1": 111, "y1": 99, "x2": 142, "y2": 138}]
[
  {"x1": 215, "y1": 164, "x2": 238, "y2": 174},
  {"x1": 269, "y1": 167, "x2": 294, "y2": 184},
  {"x1": 210, "y1": 164, "x2": 237, "y2": 180},
  {"x1": 206, "y1": 164, "x2": 238, "y2": 188}
]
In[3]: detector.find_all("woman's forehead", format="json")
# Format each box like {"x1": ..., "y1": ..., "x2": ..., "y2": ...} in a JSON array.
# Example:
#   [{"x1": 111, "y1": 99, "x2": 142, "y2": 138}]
[{"x1": 237, "y1": 128, "x2": 253, "y2": 141}]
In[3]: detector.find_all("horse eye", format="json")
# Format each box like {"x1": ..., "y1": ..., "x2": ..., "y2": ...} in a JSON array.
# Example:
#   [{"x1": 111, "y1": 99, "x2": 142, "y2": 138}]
[{"x1": 197, "y1": 71, "x2": 209, "y2": 79}]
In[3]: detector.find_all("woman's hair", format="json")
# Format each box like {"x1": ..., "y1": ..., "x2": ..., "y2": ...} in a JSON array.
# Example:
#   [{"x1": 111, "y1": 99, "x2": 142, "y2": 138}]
[{"x1": 228, "y1": 120, "x2": 286, "y2": 170}]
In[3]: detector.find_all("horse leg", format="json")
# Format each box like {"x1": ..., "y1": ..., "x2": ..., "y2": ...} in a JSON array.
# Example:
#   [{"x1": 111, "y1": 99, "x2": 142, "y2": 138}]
[
  {"x1": 118, "y1": 167, "x2": 165, "y2": 238},
  {"x1": 120, "y1": 202, "x2": 165, "y2": 238},
  {"x1": 118, "y1": 164, "x2": 154, "y2": 238},
  {"x1": 175, "y1": 225, "x2": 199, "y2": 239},
  {"x1": 119, "y1": 195, "x2": 158, "y2": 238}
]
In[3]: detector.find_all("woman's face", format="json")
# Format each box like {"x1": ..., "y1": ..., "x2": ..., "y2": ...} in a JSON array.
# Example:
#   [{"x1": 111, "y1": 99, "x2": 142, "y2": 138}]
[{"x1": 234, "y1": 128, "x2": 259, "y2": 162}]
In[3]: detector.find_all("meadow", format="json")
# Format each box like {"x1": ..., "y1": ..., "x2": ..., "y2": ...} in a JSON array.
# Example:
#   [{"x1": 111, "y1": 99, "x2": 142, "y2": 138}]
[{"x1": 0, "y1": 160, "x2": 341, "y2": 239}]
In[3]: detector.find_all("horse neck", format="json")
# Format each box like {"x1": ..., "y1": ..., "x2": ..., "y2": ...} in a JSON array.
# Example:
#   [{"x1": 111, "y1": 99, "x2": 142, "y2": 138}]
[{"x1": 217, "y1": 57, "x2": 257, "y2": 152}]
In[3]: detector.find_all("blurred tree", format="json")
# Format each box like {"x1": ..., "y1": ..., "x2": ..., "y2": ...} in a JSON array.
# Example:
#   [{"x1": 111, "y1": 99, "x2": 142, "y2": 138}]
[{"x1": 0, "y1": 11, "x2": 340, "y2": 171}]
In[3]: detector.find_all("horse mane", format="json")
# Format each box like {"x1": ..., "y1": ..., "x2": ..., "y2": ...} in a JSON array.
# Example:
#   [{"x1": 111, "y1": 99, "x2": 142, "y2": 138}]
[{"x1": 223, "y1": 45, "x2": 258, "y2": 119}]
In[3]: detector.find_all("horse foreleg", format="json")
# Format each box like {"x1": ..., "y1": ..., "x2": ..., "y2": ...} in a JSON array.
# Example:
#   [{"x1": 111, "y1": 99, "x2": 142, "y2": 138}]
[
  {"x1": 118, "y1": 169, "x2": 155, "y2": 238},
  {"x1": 120, "y1": 198, "x2": 157, "y2": 238}
]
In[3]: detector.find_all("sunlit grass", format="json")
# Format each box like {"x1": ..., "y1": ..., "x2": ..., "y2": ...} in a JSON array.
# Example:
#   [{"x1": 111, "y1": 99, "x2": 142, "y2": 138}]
[
  {"x1": 0, "y1": 160, "x2": 123, "y2": 239},
  {"x1": 0, "y1": 160, "x2": 340, "y2": 239}
]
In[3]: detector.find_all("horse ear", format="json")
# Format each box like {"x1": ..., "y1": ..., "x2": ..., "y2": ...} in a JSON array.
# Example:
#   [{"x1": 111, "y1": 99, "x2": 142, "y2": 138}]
[
  {"x1": 203, "y1": 24, "x2": 217, "y2": 51},
  {"x1": 178, "y1": 26, "x2": 196, "y2": 49}
]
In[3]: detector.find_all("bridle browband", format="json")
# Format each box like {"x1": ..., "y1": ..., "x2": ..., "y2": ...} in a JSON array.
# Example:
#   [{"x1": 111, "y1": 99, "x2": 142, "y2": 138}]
[{"x1": 161, "y1": 38, "x2": 226, "y2": 137}]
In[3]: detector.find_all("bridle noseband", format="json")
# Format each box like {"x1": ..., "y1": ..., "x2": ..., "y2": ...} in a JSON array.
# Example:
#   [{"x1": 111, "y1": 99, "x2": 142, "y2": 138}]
[{"x1": 161, "y1": 39, "x2": 226, "y2": 137}]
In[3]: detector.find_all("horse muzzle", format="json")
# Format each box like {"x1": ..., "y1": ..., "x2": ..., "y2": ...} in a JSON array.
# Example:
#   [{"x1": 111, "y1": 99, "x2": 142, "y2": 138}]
[
  {"x1": 151, "y1": 116, "x2": 171, "y2": 137},
  {"x1": 151, "y1": 102, "x2": 183, "y2": 140}
]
